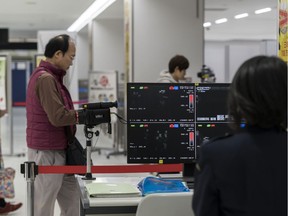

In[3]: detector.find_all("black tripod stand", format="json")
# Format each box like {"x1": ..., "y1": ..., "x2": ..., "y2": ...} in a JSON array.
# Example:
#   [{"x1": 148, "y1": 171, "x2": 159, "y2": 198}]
[
  {"x1": 82, "y1": 122, "x2": 112, "y2": 180},
  {"x1": 78, "y1": 101, "x2": 117, "y2": 180},
  {"x1": 82, "y1": 125, "x2": 96, "y2": 180}
]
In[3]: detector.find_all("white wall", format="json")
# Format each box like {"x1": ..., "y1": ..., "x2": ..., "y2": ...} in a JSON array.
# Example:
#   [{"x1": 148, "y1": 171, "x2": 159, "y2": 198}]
[
  {"x1": 228, "y1": 42, "x2": 262, "y2": 82},
  {"x1": 204, "y1": 41, "x2": 226, "y2": 83},
  {"x1": 132, "y1": 0, "x2": 204, "y2": 82},
  {"x1": 76, "y1": 30, "x2": 90, "y2": 80},
  {"x1": 204, "y1": 40, "x2": 277, "y2": 83},
  {"x1": 260, "y1": 40, "x2": 278, "y2": 55},
  {"x1": 92, "y1": 19, "x2": 125, "y2": 77}
]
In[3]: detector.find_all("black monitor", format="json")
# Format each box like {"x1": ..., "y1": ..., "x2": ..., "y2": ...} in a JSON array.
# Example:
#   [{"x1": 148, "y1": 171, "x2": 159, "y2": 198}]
[{"x1": 127, "y1": 83, "x2": 233, "y2": 178}]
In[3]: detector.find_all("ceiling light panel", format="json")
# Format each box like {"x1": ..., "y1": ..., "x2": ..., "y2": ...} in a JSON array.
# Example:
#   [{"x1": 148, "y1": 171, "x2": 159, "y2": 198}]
[
  {"x1": 234, "y1": 13, "x2": 249, "y2": 19},
  {"x1": 255, "y1": 7, "x2": 272, "y2": 14},
  {"x1": 215, "y1": 18, "x2": 228, "y2": 24}
]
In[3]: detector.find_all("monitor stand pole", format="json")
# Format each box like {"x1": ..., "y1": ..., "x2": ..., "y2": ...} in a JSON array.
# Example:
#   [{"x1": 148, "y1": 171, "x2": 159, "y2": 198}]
[{"x1": 182, "y1": 163, "x2": 196, "y2": 189}]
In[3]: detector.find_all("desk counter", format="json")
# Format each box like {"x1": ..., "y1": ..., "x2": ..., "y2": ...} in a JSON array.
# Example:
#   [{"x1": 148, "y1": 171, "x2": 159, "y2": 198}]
[{"x1": 77, "y1": 176, "x2": 144, "y2": 216}]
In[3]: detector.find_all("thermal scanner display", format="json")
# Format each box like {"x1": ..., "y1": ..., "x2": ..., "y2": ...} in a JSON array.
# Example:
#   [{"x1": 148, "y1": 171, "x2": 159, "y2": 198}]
[{"x1": 127, "y1": 83, "x2": 232, "y2": 165}]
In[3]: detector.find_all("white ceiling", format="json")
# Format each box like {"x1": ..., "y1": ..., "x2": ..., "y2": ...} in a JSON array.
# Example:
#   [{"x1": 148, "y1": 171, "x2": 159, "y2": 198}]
[
  {"x1": 0, "y1": 0, "x2": 278, "y2": 42},
  {"x1": 204, "y1": 0, "x2": 277, "y2": 40}
]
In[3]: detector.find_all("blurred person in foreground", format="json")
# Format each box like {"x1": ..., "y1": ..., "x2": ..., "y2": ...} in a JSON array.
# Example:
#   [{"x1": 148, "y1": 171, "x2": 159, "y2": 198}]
[
  {"x1": 0, "y1": 110, "x2": 22, "y2": 214},
  {"x1": 26, "y1": 34, "x2": 80, "y2": 216},
  {"x1": 192, "y1": 55, "x2": 287, "y2": 216},
  {"x1": 158, "y1": 55, "x2": 190, "y2": 83}
]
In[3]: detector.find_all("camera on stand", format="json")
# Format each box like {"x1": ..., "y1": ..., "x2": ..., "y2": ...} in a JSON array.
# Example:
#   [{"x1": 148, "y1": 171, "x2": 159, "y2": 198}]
[
  {"x1": 197, "y1": 65, "x2": 216, "y2": 83},
  {"x1": 78, "y1": 101, "x2": 118, "y2": 134},
  {"x1": 77, "y1": 101, "x2": 118, "y2": 180}
]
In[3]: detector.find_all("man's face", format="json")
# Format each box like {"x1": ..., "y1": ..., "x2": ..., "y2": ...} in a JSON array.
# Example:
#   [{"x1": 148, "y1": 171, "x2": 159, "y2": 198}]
[{"x1": 58, "y1": 41, "x2": 76, "y2": 71}]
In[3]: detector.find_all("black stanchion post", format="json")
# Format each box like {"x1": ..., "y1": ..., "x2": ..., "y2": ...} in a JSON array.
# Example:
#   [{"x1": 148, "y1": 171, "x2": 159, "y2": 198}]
[{"x1": 20, "y1": 161, "x2": 38, "y2": 216}]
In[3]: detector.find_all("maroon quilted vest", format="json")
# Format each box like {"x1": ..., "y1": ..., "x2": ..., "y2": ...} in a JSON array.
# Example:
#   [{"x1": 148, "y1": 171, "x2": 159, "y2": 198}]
[{"x1": 26, "y1": 60, "x2": 75, "y2": 150}]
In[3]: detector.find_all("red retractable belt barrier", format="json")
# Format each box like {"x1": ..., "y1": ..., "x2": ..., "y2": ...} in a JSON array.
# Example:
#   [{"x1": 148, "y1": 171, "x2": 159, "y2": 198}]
[
  {"x1": 13, "y1": 102, "x2": 26, "y2": 106},
  {"x1": 38, "y1": 164, "x2": 182, "y2": 174}
]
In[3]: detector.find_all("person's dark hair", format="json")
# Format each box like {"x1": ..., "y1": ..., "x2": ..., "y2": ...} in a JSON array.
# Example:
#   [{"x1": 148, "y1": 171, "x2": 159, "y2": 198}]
[
  {"x1": 44, "y1": 34, "x2": 71, "y2": 58},
  {"x1": 228, "y1": 55, "x2": 287, "y2": 130},
  {"x1": 168, "y1": 55, "x2": 189, "y2": 73}
]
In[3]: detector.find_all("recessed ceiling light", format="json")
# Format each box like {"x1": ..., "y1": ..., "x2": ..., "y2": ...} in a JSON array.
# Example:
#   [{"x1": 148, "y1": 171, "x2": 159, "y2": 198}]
[
  {"x1": 215, "y1": 18, "x2": 228, "y2": 24},
  {"x1": 234, "y1": 13, "x2": 249, "y2": 19},
  {"x1": 255, "y1": 7, "x2": 272, "y2": 14},
  {"x1": 203, "y1": 22, "x2": 212, "y2": 27}
]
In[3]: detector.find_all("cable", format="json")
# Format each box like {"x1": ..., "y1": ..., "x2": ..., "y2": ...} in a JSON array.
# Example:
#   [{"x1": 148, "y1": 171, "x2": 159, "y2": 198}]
[
  {"x1": 111, "y1": 112, "x2": 127, "y2": 124},
  {"x1": 93, "y1": 129, "x2": 100, "y2": 148}
]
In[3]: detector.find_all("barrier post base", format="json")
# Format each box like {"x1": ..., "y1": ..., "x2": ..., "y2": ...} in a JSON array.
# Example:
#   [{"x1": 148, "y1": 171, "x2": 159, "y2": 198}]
[{"x1": 20, "y1": 161, "x2": 38, "y2": 216}]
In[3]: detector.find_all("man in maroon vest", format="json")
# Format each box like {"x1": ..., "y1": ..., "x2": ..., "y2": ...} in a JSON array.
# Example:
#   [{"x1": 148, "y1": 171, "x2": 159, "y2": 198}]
[{"x1": 26, "y1": 34, "x2": 80, "y2": 216}]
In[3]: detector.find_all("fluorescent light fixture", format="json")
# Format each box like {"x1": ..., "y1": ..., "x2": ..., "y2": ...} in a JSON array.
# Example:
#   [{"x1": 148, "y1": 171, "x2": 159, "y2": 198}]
[
  {"x1": 67, "y1": 0, "x2": 116, "y2": 32},
  {"x1": 203, "y1": 22, "x2": 212, "y2": 27},
  {"x1": 234, "y1": 13, "x2": 249, "y2": 19},
  {"x1": 255, "y1": 7, "x2": 272, "y2": 14},
  {"x1": 215, "y1": 18, "x2": 228, "y2": 24}
]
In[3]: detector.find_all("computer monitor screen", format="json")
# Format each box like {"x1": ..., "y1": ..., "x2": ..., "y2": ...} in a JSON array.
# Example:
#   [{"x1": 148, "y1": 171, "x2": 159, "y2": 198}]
[
  {"x1": 128, "y1": 122, "x2": 195, "y2": 164},
  {"x1": 195, "y1": 84, "x2": 230, "y2": 122},
  {"x1": 127, "y1": 83, "x2": 232, "y2": 168},
  {"x1": 128, "y1": 84, "x2": 194, "y2": 122}
]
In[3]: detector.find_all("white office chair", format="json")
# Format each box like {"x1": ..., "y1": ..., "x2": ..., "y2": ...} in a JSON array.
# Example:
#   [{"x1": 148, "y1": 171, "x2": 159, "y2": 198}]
[{"x1": 135, "y1": 192, "x2": 194, "y2": 216}]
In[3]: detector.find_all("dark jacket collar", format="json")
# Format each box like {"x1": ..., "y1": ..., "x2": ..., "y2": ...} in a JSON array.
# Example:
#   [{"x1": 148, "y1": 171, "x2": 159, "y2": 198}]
[{"x1": 38, "y1": 60, "x2": 66, "y2": 81}]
